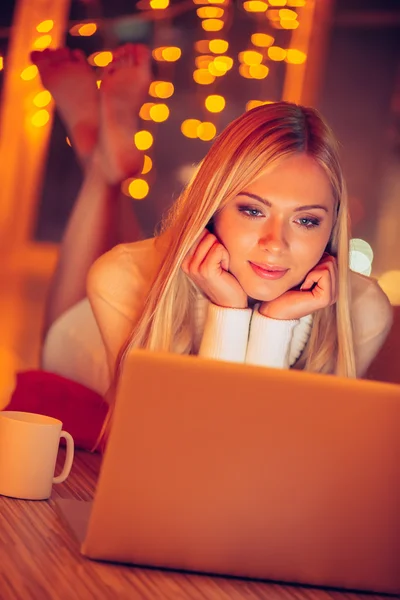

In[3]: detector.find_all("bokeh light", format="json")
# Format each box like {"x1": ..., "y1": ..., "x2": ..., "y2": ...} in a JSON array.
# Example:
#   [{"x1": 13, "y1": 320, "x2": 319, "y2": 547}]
[
  {"x1": 202, "y1": 19, "x2": 224, "y2": 32},
  {"x1": 78, "y1": 23, "x2": 97, "y2": 36},
  {"x1": 378, "y1": 271, "x2": 400, "y2": 306},
  {"x1": 128, "y1": 179, "x2": 149, "y2": 200},
  {"x1": 139, "y1": 103, "x2": 155, "y2": 120},
  {"x1": 150, "y1": 0, "x2": 170, "y2": 7},
  {"x1": 243, "y1": 1, "x2": 268, "y2": 12},
  {"x1": 197, "y1": 122, "x2": 217, "y2": 141},
  {"x1": 141, "y1": 155, "x2": 153, "y2": 174},
  {"x1": 286, "y1": 49, "x2": 306, "y2": 64},
  {"x1": 194, "y1": 40, "x2": 210, "y2": 53},
  {"x1": 209, "y1": 39, "x2": 229, "y2": 54},
  {"x1": 205, "y1": 94, "x2": 226, "y2": 113},
  {"x1": 269, "y1": 0, "x2": 287, "y2": 5},
  {"x1": 249, "y1": 64, "x2": 269, "y2": 79},
  {"x1": 251, "y1": 33, "x2": 274, "y2": 48},
  {"x1": 239, "y1": 50, "x2": 263, "y2": 65},
  {"x1": 36, "y1": 20, "x2": 53, "y2": 33},
  {"x1": 181, "y1": 119, "x2": 201, "y2": 138},
  {"x1": 197, "y1": 6, "x2": 224, "y2": 17},
  {"x1": 149, "y1": 104, "x2": 170, "y2": 122},
  {"x1": 92, "y1": 51, "x2": 113, "y2": 67},
  {"x1": 349, "y1": 250, "x2": 372, "y2": 276},
  {"x1": 31, "y1": 109, "x2": 50, "y2": 127},
  {"x1": 350, "y1": 238, "x2": 374, "y2": 262},
  {"x1": 268, "y1": 46, "x2": 287, "y2": 61},
  {"x1": 33, "y1": 90, "x2": 52, "y2": 108},
  {"x1": 195, "y1": 55, "x2": 214, "y2": 69},
  {"x1": 246, "y1": 100, "x2": 274, "y2": 111},
  {"x1": 214, "y1": 56, "x2": 233, "y2": 71},
  {"x1": 33, "y1": 35, "x2": 52, "y2": 50},
  {"x1": 21, "y1": 65, "x2": 38, "y2": 81},
  {"x1": 149, "y1": 81, "x2": 174, "y2": 98},
  {"x1": 193, "y1": 69, "x2": 215, "y2": 84},
  {"x1": 161, "y1": 47, "x2": 182, "y2": 62},
  {"x1": 134, "y1": 130, "x2": 154, "y2": 150}
]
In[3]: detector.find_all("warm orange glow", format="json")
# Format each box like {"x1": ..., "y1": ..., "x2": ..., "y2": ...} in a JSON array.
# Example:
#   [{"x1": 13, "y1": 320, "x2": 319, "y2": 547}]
[
  {"x1": 249, "y1": 64, "x2": 269, "y2": 79},
  {"x1": 280, "y1": 19, "x2": 299, "y2": 29},
  {"x1": 209, "y1": 39, "x2": 229, "y2": 54},
  {"x1": 197, "y1": 6, "x2": 224, "y2": 17},
  {"x1": 149, "y1": 103, "x2": 169, "y2": 122},
  {"x1": 78, "y1": 23, "x2": 97, "y2": 36},
  {"x1": 31, "y1": 109, "x2": 50, "y2": 127},
  {"x1": 194, "y1": 40, "x2": 210, "y2": 53},
  {"x1": 66, "y1": 136, "x2": 72, "y2": 146},
  {"x1": 193, "y1": 69, "x2": 215, "y2": 84},
  {"x1": 21, "y1": 65, "x2": 38, "y2": 81},
  {"x1": 268, "y1": 0, "x2": 287, "y2": 5},
  {"x1": 378, "y1": 271, "x2": 400, "y2": 306},
  {"x1": 92, "y1": 51, "x2": 113, "y2": 67},
  {"x1": 161, "y1": 47, "x2": 182, "y2": 61},
  {"x1": 279, "y1": 8, "x2": 297, "y2": 19},
  {"x1": 181, "y1": 119, "x2": 201, "y2": 138},
  {"x1": 197, "y1": 122, "x2": 217, "y2": 141},
  {"x1": 149, "y1": 81, "x2": 174, "y2": 98},
  {"x1": 139, "y1": 103, "x2": 155, "y2": 120},
  {"x1": 141, "y1": 155, "x2": 153, "y2": 174},
  {"x1": 33, "y1": 90, "x2": 52, "y2": 108},
  {"x1": 251, "y1": 33, "x2": 274, "y2": 47},
  {"x1": 205, "y1": 94, "x2": 225, "y2": 113},
  {"x1": 267, "y1": 46, "x2": 287, "y2": 61},
  {"x1": 134, "y1": 130, "x2": 153, "y2": 150},
  {"x1": 150, "y1": 0, "x2": 170, "y2": 8},
  {"x1": 202, "y1": 19, "x2": 224, "y2": 31},
  {"x1": 208, "y1": 60, "x2": 228, "y2": 76},
  {"x1": 239, "y1": 50, "x2": 263, "y2": 65},
  {"x1": 0, "y1": 57, "x2": 4, "y2": 71},
  {"x1": 36, "y1": 20, "x2": 54, "y2": 33},
  {"x1": 285, "y1": 49, "x2": 306, "y2": 64},
  {"x1": 33, "y1": 35, "x2": 52, "y2": 50},
  {"x1": 214, "y1": 56, "x2": 233, "y2": 71},
  {"x1": 243, "y1": 1, "x2": 268, "y2": 12},
  {"x1": 238, "y1": 64, "x2": 252, "y2": 78},
  {"x1": 128, "y1": 179, "x2": 149, "y2": 200},
  {"x1": 96, "y1": 80, "x2": 102, "y2": 89},
  {"x1": 195, "y1": 55, "x2": 214, "y2": 69},
  {"x1": 287, "y1": 0, "x2": 305, "y2": 5},
  {"x1": 267, "y1": 9, "x2": 281, "y2": 21},
  {"x1": 246, "y1": 100, "x2": 274, "y2": 111}
]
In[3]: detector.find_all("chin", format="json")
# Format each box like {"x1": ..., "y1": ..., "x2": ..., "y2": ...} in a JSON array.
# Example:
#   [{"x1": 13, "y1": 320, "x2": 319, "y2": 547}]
[{"x1": 242, "y1": 283, "x2": 287, "y2": 303}]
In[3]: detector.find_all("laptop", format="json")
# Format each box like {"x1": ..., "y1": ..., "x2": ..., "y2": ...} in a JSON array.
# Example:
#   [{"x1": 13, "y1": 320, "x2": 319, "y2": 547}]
[{"x1": 57, "y1": 349, "x2": 400, "y2": 594}]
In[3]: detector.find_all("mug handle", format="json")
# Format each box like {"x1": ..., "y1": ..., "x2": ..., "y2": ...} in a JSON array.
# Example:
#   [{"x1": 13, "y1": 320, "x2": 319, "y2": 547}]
[{"x1": 53, "y1": 431, "x2": 75, "y2": 484}]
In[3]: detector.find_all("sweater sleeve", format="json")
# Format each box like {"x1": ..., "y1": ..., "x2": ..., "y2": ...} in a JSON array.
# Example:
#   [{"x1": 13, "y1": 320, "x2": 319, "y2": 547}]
[
  {"x1": 198, "y1": 303, "x2": 252, "y2": 363},
  {"x1": 246, "y1": 307, "x2": 299, "y2": 369}
]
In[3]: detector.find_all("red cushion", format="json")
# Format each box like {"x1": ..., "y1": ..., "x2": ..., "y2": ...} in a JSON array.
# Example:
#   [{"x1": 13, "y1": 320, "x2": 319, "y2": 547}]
[{"x1": 5, "y1": 370, "x2": 109, "y2": 452}]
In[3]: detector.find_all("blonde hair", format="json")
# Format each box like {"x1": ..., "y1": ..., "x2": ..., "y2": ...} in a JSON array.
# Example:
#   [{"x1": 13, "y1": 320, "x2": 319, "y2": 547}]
[{"x1": 96, "y1": 101, "x2": 355, "y2": 448}]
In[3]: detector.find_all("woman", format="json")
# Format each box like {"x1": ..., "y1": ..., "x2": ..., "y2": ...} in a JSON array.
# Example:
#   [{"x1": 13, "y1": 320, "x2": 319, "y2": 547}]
[{"x1": 43, "y1": 100, "x2": 392, "y2": 405}]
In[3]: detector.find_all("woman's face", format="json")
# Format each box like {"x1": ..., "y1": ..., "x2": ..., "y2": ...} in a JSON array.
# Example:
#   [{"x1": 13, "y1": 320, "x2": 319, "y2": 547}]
[{"x1": 213, "y1": 153, "x2": 336, "y2": 302}]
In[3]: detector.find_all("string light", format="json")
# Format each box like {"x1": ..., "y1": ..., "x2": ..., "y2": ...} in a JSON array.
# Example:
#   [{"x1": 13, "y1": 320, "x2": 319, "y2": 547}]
[
  {"x1": 249, "y1": 64, "x2": 269, "y2": 78},
  {"x1": 285, "y1": 49, "x2": 306, "y2": 64},
  {"x1": 149, "y1": 103, "x2": 170, "y2": 122},
  {"x1": 197, "y1": 6, "x2": 224, "y2": 17},
  {"x1": 239, "y1": 50, "x2": 263, "y2": 66},
  {"x1": 33, "y1": 35, "x2": 52, "y2": 49},
  {"x1": 209, "y1": 39, "x2": 229, "y2": 54},
  {"x1": 141, "y1": 155, "x2": 153, "y2": 174},
  {"x1": 36, "y1": 20, "x2": 54, "y2": 33},
  {"x1": 202, "y1": 19, "x2": 224, "y2": 31},
  {"x1": 149, "y1": 81, "x2": 174, "y2": 98},
  {"x1": 197, "y1": 122, "x2": 217, "y2": 141},
  {"x1": 243, "y1": 1, "x2": 268, "y2": 12},
  {"x1": 139, "y1": 103, "x2": 155, "y2": 120},
  {"x1": 251, "y1": 33, "x2": 274, "y2": 47},
  {"x1": 267, "y1": 46, "x2": 287, "y2": 61},
  {"x1": 33, "y1": 90, "x2": 52, "y2": 108},
  {"x1": 181, "y1": 119, "x2": 201, "y2": 138},
  {"x1": 134, "y1": 130, "x2": 154, "y2": 150},
  {"x1": 21, "y1": 65, "x2": 38, "y2": 81},
  {"x1": 128, "y1": 179, "x2": 149, "y2": 200},
  {"x1": 193, "y1": 68, "x2": 215, "y2": 84},
  {"x1": 89, "y1": 51, "x2": 113, "y2": 67},
  {"x1": 150, "y1": 0, "x2": 170, "y2": 8},
  {"x1": 31, "y1": 109, "x2": 50, "y2": 127},
  {"x1": 194, "y1": 40, "x2": 210, "y2": 53},
  {"x1": 205, "y1": 94, "x2": 226, "y2": 113}
]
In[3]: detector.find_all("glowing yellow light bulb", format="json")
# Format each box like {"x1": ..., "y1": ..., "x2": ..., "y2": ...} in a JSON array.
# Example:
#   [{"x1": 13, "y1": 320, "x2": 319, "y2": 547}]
[
  {"x1": 36, "y1": 20, "x2": 54, "y2": 33},
  {"x1": 205, "y1": 94, "x2": 225, "y2": 113},
  {"x1": 78, "y1": 23, "x2": 97, "y2": 36},
  {"x1": 243, "y1": 1, "x2": 268, "y2": 12},
  {"x1": 181, "y1": 119, "x2": 201, "y2": 138},
  {"x1": 285, "y1": 49, "x2": 306, "y2": 64},
  {"x1": 139, "y1": 103, "x2": 155, "y2": 120},
  {"x1": 202, "y1": 19, "x2": 224, "y2": 32},
  {"x1": 93, "y1": 51, "x2": 113, "y2": 67},
  {"x1": 33, "y1": 35, "x2": 52, "y2": 50},
  {"x1": 141, "y1": 155, "x2": 153, "y2": 174},
  {"x1": 21, "y1": 65, "x2": 38, "y2": 81},
  {"x1": 197, "y1": 122, "x2": 217, "y2": 141},
  {"x1": 197, "y1": 6, "x2": 224, "y2": 17},
  {"x1": 239, "y1": 50, "x2": 263, "y2": 66},
  {"x1": 149, "y1": 81, "x2": 174, "y2": 98},
  {"x1": 194, "y1": 40, "x2": 210, "y2": 53},
  {"x1": 134, "y1": 131, "x2": 154, "y2": 150},
  {"x1": 249, "y1": 64, "x2": 269, "y2": 79},
  {"x1": 251, "y1": 33, "x2": 274, "y2": 47},
  {"x1": 31, "y1": 109, "x2": 50, "y2": 127},
  {"x1": 193, "y1": 69, "x2": 215, "y2": 85},
  {"x1": 161, "y1": 47, "x2": 181, "y2": 61},
  {"x1": 33, "y1": 90, "x2": 52, "y2": 108},
  {"x1": 267, "y1": 46, "x2": 287, "y2": 61},
  {"x1": 128, "y1": 179, "x2": 149, "y2": 200},
  {"x1": 150, "y1": 0, "x2": 170, "y2": 7},
  {"x1": 149, "y1": 104, "x2": 169, "y2": 122},
  {"x1": 209, "y1": 39, "x2": 229, "y2": 54}
]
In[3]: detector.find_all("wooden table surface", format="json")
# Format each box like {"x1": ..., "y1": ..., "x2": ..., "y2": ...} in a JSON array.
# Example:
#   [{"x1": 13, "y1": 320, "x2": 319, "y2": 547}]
[{"x1": 0, "y1": 450, "x2": 393, "y2": 600}]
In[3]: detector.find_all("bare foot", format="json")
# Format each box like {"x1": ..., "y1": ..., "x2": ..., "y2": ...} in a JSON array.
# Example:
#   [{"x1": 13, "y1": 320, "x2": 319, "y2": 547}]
[
  {"x1": 31, "y1": 48, "x2": 99, "y2": 165},
  {"x1": 95, "y1": 44, "x2": 151, "y2": 184}
]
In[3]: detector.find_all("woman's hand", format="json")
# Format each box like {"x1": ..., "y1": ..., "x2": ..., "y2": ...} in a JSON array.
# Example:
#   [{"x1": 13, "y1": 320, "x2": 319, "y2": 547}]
[
  {"x1": 181, "y1": 231, "x2": 248, "y2": 309},
  {"x1": 259, "y1": 254, "x2": 338, "y2": 320}
]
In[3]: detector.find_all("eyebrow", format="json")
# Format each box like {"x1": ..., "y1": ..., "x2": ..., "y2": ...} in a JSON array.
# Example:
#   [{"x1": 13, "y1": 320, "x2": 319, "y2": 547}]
[{"x1": 238, "y1": 192, "x2": 329, "y2": 213}]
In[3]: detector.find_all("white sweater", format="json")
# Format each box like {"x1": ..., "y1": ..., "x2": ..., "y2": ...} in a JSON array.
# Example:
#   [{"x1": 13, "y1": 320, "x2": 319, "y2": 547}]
[{"x1": 42, "y1": 237, "x2": 392, "y2": 395}]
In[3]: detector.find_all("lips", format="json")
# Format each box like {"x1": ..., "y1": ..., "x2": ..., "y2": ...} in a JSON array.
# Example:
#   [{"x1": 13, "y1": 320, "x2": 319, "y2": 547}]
[{"x1": 249, "y1": 261, "x2": 289, "y2": 280}]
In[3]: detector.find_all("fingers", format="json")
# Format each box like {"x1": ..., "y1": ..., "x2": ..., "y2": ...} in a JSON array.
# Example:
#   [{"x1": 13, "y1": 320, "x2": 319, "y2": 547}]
[
  {"x1": 181, "y1": 230, "x2": 211, "y2": 272},
  {"x1": 300, "y1": 255, "x2": 337, "y2": 307}
]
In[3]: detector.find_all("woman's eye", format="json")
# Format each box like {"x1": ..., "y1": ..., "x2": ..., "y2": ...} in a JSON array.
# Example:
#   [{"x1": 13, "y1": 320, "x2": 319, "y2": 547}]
[
  {"x1": 238, "y1": 206, "x2": 263, "y2": 218},
  {"x1": 296, "y1": 217, "x2": 321, "y2": 229}
]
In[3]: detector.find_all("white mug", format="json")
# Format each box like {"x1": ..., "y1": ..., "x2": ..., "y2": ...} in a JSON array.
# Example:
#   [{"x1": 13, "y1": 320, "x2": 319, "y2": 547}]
[{"x1": 0, "y1": 411, "x2": 74, "y2": 500}]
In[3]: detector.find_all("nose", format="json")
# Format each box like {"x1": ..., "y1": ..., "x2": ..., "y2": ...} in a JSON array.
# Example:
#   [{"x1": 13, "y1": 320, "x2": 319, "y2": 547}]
[{"x1": 258, "y1": 216, "x2": 288, "y2": 254}]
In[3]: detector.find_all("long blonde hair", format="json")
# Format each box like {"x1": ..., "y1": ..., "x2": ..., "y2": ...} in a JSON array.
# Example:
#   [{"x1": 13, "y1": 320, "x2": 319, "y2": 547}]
[{"x1": 96, "y1": 101, "x2": 355, "y2": 448}]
